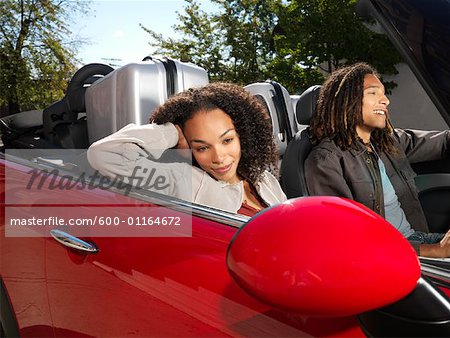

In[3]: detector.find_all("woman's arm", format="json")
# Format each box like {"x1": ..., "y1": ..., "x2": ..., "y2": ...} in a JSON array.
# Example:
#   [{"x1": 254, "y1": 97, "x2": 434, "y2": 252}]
[
  {"x1": 87, "y1": 123, "x2": 179, "y2": 178},
  {"x1": 87, "y1": 123, "x2": 195, "y2": 200}
]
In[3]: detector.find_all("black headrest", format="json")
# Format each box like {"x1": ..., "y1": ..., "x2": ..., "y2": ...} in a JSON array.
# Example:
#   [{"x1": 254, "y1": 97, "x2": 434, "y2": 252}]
[
  {"x1": 295, "y1": 85, "x2": 321, "y2": 125},
  {"x1": 66, "y1": 64, "x2": 114, "y2": 113}
]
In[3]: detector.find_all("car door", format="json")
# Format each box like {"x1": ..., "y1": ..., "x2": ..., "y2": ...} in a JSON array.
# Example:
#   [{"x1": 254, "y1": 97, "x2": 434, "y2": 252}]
[
  {"x1": 1, "y1": 153, "x2": 367, "y2": 337},
  {"x1": 40, "y1": 172, "x2": 364, "y2": 337}
]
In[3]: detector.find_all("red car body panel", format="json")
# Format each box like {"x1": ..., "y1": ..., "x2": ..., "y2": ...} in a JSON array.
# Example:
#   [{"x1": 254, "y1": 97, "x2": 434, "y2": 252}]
[
  {"x1": 0, "y1": 159, "x2": 367, "y2": 337},
  {"x1": 2, "y1": 0, "x2": 450, "y2": 335}
]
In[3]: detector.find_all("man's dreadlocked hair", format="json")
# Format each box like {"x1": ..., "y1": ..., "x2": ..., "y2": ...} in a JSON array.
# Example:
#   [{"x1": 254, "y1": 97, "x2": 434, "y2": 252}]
[{"x1": 309, "y1": 62, "x2": 397, "y2": 154}]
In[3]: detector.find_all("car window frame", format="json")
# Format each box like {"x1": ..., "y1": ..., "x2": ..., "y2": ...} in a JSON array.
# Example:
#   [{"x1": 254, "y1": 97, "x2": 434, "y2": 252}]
[{"x1": 0, "y1": 151, "x2": 248, "y2": 229}]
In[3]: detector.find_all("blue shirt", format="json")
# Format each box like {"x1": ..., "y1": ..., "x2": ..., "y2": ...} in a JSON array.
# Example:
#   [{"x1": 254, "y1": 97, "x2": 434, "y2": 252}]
[{"x1": 378, "y1": 157, "x2": 415, "y2": 238}]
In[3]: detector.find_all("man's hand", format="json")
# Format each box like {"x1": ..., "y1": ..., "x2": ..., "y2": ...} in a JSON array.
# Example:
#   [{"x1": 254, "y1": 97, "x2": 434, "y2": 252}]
[{"x1": 440, "y1": 229, "x2": 450, "y2": 247}]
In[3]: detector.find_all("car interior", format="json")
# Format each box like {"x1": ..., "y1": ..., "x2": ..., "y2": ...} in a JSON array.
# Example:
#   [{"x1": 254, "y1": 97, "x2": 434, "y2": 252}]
[
  {"x1": 280, "y1": 85, "x2": 321, "y2": 198},
  {"x1": 1, "y1": 58, "x2": 450, "y2": 336},
  {"x1": 0, "y1": 61, "x2": 251, "y2": 228},
  {"x1": 0, "y1": 63, "x2": 114, "y2": 150},
  {"x1": 1, "y1": 60, "x2": 450, "y2": 235},
  {"x1": 244, "y1": 80, "x2": 297, "y2": 158}
]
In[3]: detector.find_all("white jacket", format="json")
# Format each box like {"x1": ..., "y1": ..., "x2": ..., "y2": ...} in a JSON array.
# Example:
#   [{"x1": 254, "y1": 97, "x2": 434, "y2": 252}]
[{"x1": 87, "y1": 123, "x2": 287, "y2": 213}]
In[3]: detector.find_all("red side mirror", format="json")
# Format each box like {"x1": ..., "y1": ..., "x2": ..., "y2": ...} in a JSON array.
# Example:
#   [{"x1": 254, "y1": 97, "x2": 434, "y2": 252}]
[{"x1": 227, "y1": 196, "x2": 421, "y2": 317}]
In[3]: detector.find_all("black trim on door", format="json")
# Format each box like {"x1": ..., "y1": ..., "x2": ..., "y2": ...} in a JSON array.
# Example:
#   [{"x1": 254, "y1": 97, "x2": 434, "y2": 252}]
[{"x1": 161, "y1": 57, "x2": 178, "y2": 98}]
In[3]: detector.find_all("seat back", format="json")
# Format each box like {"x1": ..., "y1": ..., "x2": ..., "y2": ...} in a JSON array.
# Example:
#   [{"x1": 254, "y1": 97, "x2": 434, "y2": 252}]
[
  {"x1": 289, "y1": 94, "x2": 306, "y2": 131},
  {"x1": 43, "y1": 63, "x2": 114, "y2": 148},
  {"x1": 244, "y1": 81, "x2": 297, "y2": 157},
  {"x1": 280, "y1": 85, "x2": 321, "y2": 198}
]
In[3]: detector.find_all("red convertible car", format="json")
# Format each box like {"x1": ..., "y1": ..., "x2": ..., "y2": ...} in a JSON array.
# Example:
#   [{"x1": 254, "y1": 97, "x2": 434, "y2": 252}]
[{"x1": 1, "y1": 0, "x2": 450, "y2": 336}]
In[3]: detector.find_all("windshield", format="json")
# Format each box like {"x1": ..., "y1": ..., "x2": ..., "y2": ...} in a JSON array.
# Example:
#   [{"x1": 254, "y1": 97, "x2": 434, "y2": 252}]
[{"x1": 373, "y1": 0, "x2": 450, "y2": 121}]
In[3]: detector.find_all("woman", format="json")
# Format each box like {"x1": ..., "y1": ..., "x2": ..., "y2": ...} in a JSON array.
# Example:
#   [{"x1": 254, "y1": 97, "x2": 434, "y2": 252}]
[{"x1": 87, "y1": 82, "x2": 286, "y2": 216}]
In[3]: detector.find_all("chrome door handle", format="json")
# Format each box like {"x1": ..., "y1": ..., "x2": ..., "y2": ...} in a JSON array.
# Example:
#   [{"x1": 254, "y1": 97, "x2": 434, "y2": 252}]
[{"x1": 50, "y1": 229, "x2": 99, "y2": 253}]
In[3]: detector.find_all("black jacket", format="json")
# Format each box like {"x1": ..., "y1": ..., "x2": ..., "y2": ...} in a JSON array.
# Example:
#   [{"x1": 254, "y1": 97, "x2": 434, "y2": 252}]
[{"x1": 305, "y1": 129, "x2": 450, "y2": 233}]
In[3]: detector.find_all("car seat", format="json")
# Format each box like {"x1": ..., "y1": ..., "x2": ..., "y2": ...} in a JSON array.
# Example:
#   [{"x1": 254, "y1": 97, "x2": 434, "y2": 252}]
[
  {"x1": 289, "y1": 94, "x2": 306, "y2": 131},
  {"x1": 280, "y1": 85, "x2": 321, "y2": 198},
  {"x1": 42, "y1": 63, "x2": 114, "y2": 148},
  {"x1": 244, "y1": 81, "x2": 297, "y2": 158}
]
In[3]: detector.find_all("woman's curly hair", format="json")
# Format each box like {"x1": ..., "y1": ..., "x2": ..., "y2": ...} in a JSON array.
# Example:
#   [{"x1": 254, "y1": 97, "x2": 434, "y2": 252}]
[
  {"x1": 309, "y1": 62, "x2": 397, "y2": 154},
  {"x1": 150, "y1": 82, "x2": 279, "y2": 185}
]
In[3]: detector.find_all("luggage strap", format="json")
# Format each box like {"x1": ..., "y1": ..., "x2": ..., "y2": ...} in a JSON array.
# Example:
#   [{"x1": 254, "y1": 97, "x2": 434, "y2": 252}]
[
  {"x1": 161, "y1": 57, "x2": 178, "y2": 97},
  {"x1": 269, "y1": 80, "x2": 293, "y2": 143}
]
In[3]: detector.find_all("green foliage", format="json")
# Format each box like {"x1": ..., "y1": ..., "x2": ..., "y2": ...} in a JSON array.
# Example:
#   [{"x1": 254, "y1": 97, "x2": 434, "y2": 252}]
[
  {"x1": 0, "y1": 0, "x2": 89, "y2": 115},
  {"x1": 140, "y1": 0, "x2": 225, "y2": 79},
  {"x1": 144, "y1": 0, "x2": 402, "y2": 94},
  {"x1": 214, "y1": 0, "x2": 278, "y2": 84},
  {"x1": 271, "y1": 0, "x2": 403, "y2": 93},
  {"x1": 142, "y1": 0, "x2": 279, "y2": 85},
  {"x1": 266, "y1": 56, "x2": 325, "y2": 94}
]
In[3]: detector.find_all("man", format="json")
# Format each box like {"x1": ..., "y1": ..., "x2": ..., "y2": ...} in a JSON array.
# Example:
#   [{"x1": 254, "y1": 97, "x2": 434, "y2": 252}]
[{"x1": 305, "y1": 62, "x2": 450, "y2": 257}]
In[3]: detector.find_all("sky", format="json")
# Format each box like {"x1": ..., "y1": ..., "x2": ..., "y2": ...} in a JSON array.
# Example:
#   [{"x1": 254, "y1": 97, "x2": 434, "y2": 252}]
[{"x1": 70, "y1": 0, "x2": 216, "y2": 67}]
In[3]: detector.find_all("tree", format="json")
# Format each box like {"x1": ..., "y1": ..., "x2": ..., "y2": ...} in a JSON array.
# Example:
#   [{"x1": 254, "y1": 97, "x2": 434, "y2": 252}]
[
  {"x1": 144, "y1": 0, "x2": 402, "y2": 94},
  {"x1": 215, "y1": 0, "x2": 278, "y2": 84},
  {"x1": 272, "y1": 0, "x2": 403, "y2": 93},
  {"x1": 140, "y1": 0, "x2": 225, "y2": 80},
  {"x1": 0, "y1": 0, "x2": 89, "y2": 116},
  {"x1": 142, "y1": 0, "x2": 279, "y2": 85}
]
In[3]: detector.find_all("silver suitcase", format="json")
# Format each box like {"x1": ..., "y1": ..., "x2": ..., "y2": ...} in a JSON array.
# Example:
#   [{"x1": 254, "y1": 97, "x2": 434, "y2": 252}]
[
  {"x1": 245, "y1": 81, "x2": 297, "y2": 156},
  {"x1": 86, "y1": 57, "x2": 209, "y2": 143}
]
